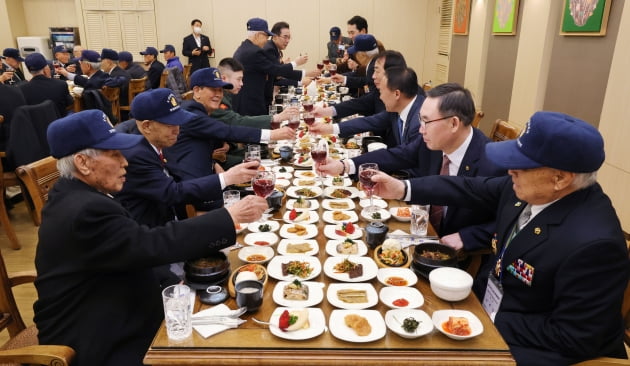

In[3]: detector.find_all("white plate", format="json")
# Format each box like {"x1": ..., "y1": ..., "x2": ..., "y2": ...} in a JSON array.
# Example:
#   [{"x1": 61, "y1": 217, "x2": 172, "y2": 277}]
[
  {"x1": 269, "y1": 307, "x2": 326, "y2": 340},
  {"x1": 272, "y1": 166, "x2": 294, "y2": 174},
  {"x1": 322, "y1": 210, "x2": 359, "y2": 224},
  {"x1": 328, "y1": 309, "x2": 386, "y2": 343},
  {"x1": 247, "y1": 220, "x2": 280, "y2": 233},
  {"x1": 272, "y1": 281, "x2": 325, "y2": 307},
  {"x1": 359, "y1": 198, "x2": 388, "y2": 209},
  {"x1": 238, "y1": 245, "x2": 275, "y2": 264},
  {"x1": 279, "y1": 223, "x2": 318, "y2": 239},
  {"x1": 323, "y1": 176, "x2": 352, "y2": 187},
  {"x1": 385, "y1": 309, "x2": 433, "y2": 339},
  {"x1": 325, "y1": 239, "x2": 368, "y2": 257},
  {"x1": 235, "y1": 222, "x2": 246, "y2": 234},
  {"x1": 286, "y1": 199, "x2": 320, "y2": 211},
  {"x1": 267, "y1": 255, "x2": 322, "y2": 281},
  {"x1": 277, "y1": 239, "x2": 319, "y2": 256},
  {"x1": 274, "y1": 172, "x2": 293, "y2": 180},
  {"x1": 431, "y1": 310, "x2": 484, "y2": 340},
  {"x1": 357, "y1": 191, "x2": 383, "y2": 200},
  {"x1": 293, "y1": 155, "x2": 313, "y2": 167},
  {"x1": 327, "y1": 282, "x2": 378, "y2": 310},
  {"x1": 321, "y1": 198, "x2": 355, "y2": 211},
  {"x1": 379, "y1": 286, "x2": 424, "y2": 309},
  {"x1": 292, "y1": 177, "x2": 322, "y2": 187},
  {"x1": 323, "y1": 186, "x2": 360, "y2": 199},
  {"x1": 275, "y1": 178, "x2": 291, "y2": 190},
  {"x1": 286, "y1": 186, "x2": 323, "y2": 199},
  {"x1": 293, "y1": 170, "x2": 318, "y2": 179},
  {"x1": 389, "y1": 207, "x2": 411, "y2": 222},
  {"x1": 243, "y1": 232, "x2": 279, "y2": 247},
  {"x1": 323, "y1": 224, "x2": 363, "y2": 240},
  {"x1": 360, "y1": 208, "x2": 391, "y2": 223},
  {"x1": 323, "y1": 256, "x2": 378, "y2": 282},
  {"x1": 376, "y1": 268, "x2": 418, "y2": 287},
  {"x1": 282, "y1": 210, "x2": 320, "y2": 225}
]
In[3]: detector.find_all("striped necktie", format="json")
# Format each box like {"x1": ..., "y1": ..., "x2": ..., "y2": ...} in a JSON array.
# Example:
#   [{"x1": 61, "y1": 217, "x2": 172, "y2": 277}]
[{"x1": 429, "y1": 154, "x2": 450, "y2": 232}]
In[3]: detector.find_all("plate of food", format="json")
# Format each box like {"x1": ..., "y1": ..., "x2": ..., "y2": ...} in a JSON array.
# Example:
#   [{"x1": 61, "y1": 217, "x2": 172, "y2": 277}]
[
  {"x1": 379, "y1": 286, "x2": 424, "y2": 309},
  {"x1": 272, "y1": 280, "x2": 325, "y2": 307},
  {"x1": 329, "y1": 309, "x2": 386, "y2": 343},
  {"x1": 293, "y1": 154, "x2": 313, "y2": 168},
  {"x1": 275, "y1": 178, "x2": 291, "y2": 191},
  {"x1": 282, "y1": 209, "x2": 320, "y2": 225},
  {"x1": 359, "y1": 198, "x2": 388, "y2": 209},
  {"x1": 267, "y1": 255, "x2": 322, "y2": 281},
  {"x1": 286, "y1": 197, "x2": 319, "y2": 211},
  {"x1": 274, "y1": 172, "x2": 293, "y2": 180},
  {"x1": 292, "y1": 177, "x2": 322, "y2": 187},
  {"x1": 227, "y1": 263, "x2": 268, "y2": 297},
  {"x1": 268, "y1": 307, "x2": 326, "y2": 340},
  {"x1": 360, "y1": 208, "x2": 391, "y2": 223},
  {"x1": 247, "y1": 220, "x2": 280, "y2": 233},
  {"x1": 234, "y1": 222, "x2": 246, "y2": 234},
  {"x1": 385, "y1": 309, "x2": 433, "y2": 339},
  {"x1": 243, "y1": 232, "x2": 279, "y2": 247},
  {"x1": 323, "y1": 186, "x2": 360, "y2": 200},
  {"x1": 277, "y1": 239, "x2": 319, "y2": 256},
  {"x1": 323, "y1": 223, "x2": 363, "y2": 240},
  {"x1": 431, "y1": 310, "x2": 484, "y2": 340},
  {"x1": 321, "y1": 198, "x2": 355, "y2": 211},
  {"x1": 322, "y1": 210, "x2": 358, "y2": 224},
  {"x1": 327, "y1": 282, "x2": 378, "y2": 310},
  {"x1": 373, "y1": 239, "x2": 411, "y2": 268},
  {"x1": 293, "y1": 170, "x2": 318, "y2": 179},
  {"x1": 323, "y1": 256, "x2": 378, "y2": 283},
  {"x1": 323, "y1": 176, "x2": 352, "y2": 187},
  {"x1": 237, "y1": 245, "x2": 275, "y2": 264},
  {"x1": 376, "y1": 267, "x2": 418, "y2": 287},
  {"x1": 279, "y1": 223, "x2": 318, "y2": 239},
  {"x1": 272, "y1": 166, "x2": 294, "y2": 174},
  {"x1": 325, "y1": 238, "x2": 368, "y2": 257},
  {"x1": 389, "y1": 206, "x2": 412, "y2": 222},
  {"x1": 286, "y1": 186, "x2": 322, "y2": 199}
]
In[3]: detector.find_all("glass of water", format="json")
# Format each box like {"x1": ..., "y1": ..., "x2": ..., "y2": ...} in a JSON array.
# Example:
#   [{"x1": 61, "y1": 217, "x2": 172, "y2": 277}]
[
  {"x1": 161, "y1": 284, "x2": 192, "y2": 341},
  {"x1": 410, "y1": 204, "x2": 429, "y2": 236},
  {"x1": 223, "y1": 190, "x2": 241, "y2": 208}
]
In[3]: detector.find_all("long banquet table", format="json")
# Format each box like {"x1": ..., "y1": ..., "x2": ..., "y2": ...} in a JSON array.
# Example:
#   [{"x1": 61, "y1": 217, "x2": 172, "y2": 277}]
[{"x1": 144, "y1": 164, "x2": 515, "y2": 366}]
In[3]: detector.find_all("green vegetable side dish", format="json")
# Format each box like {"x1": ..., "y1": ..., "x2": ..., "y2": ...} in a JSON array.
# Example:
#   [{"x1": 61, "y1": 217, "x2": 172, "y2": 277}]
[
  {"x1": 279, "y1": 167, "x2": 287, "y2": 172},
  {"x1": 371, "y1": 212, "x2": 382, "y2": 219},
  {"x1": 402, "y1": 317, "x2": 420, "y2": 333},
  {"x1": 258, "y1": 224, "x2": 271, "y2": 232}
]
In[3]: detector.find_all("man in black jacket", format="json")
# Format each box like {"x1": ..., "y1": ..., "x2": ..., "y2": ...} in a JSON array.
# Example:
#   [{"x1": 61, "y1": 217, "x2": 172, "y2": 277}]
[
  {"x1": 19, "y1": 53, "x2": 73, "y2": 117},
  {"x1": 182, "y1": 19, "x2": 212, "y2": 74},
  {"x1": 140, "y1": 46, "x2": 165, "y2": 90}
]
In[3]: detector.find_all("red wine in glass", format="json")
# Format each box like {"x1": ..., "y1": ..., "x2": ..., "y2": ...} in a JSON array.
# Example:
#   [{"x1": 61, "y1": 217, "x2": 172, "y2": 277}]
[
  {"x1": 317, "y1": 63, "x2": 324, "y2": 70},
  {"x1": 287, "y1": 120, "x2": 300, "y2": 129},
  {"x1": 330, "y1": 69, "x2": 337, "y2": 76},
  {"x1": 311, "y1": 149, "x2": 327, "y2": 164},
  {"x1": 323, "y1": 59, "x2": 330, "y2": 66},
  {"x1": 303, "y1": 102, "x2": 314, "y2": 112},
  {"x1": 252, "y1": 178, "x2": 274, "y2": 197},
  {"x1": 304, "y1": 116, "x2": 315, "y2": 126},
  {"x1": 359, "y1": 170, "x2": 377, "y2": 193}
]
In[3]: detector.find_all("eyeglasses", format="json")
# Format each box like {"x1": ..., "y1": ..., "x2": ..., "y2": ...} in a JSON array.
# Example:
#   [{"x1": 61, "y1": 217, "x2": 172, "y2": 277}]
[
  {"x1": 420, "y1": 115, "x2": 455, "y2": 128},
  {"x1": 279, "y1": 35, "x2": 291, "y2": 40}
]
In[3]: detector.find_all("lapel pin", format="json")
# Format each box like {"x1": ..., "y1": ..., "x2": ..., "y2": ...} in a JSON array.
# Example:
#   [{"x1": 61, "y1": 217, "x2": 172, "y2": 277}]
[
  {"x1": 534, "y1": 227, "x2": 541, "y2": 235},
  {"x1": 465, "y1": 165, "x2": 470, "y2": 171},
  {"x1": 515, "y1": 202, "x2": 522, "y2": 207}
]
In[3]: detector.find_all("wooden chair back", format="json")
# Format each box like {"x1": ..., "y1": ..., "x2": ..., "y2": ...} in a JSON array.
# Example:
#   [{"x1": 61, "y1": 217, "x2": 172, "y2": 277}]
[
  {"x1": 119, "y1": 77, "x2": 147, "y2": 117},
  {"x1": 100, "y1": 86, "x2": 120, "y2": 123},
  {"x1": 471, "y1": 111, "x2": 485, "y2": 128},
  {"x1": 0, "y1": 151, "x2": 20, "y2": 250},
  {"x1": 159, "y1": 70, "x2": 167, "y2": 88},
  {"x1": 181, "y1": 90, "x2": 194, "y2": 101},
  {"x1": 489, "y1": 119, "x2": 520, "y2": 142},
  {"x1": 15, "y1": 156, "x2": 59, "y2": 227},
  {"x1": 183, "y1": 64, "x2": 192, "y2": 89}
]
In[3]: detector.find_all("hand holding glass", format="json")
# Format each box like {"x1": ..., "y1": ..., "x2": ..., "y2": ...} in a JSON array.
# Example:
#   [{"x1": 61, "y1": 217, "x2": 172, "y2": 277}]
[
  {"x1": 311, "y1": 140, "x2": 328, "y2": 180},
  {"x1": 252, "y1": 171, "x2": 275, "y2": 222}
]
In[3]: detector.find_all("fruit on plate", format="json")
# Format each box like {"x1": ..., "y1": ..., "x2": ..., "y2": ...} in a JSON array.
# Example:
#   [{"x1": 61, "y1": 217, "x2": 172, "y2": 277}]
[
  {"x1": 278, "y1": 309, "x2": 310, "y2": 332},
  {"x1": 335, "y1": 222, "x2": 355, "y2": 236}
]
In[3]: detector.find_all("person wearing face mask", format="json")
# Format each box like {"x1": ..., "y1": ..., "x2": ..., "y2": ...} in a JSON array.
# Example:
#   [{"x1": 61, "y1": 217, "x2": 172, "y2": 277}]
[{"x1": 182, "y1": 19, "x2": 212, "y2": 75}]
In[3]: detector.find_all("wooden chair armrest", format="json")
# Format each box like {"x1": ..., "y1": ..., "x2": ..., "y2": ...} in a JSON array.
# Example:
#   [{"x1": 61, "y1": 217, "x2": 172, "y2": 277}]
[
  {"x1": 572, "y1": 357, "x2": 630, "y2": 365},
  {"x1": 8, "y1": 270, "x2": 37, "y2": 287},
  {"x1": 0, "y1": 345, "x2": 75, "y2": 366}
]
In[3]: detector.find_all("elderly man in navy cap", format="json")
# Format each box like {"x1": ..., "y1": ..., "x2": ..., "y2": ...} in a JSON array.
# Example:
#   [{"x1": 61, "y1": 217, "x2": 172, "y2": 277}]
[
  {"x1": 118, "y1": 50, "x2": 146, "y2": 79},
  {"x1": 327, "y1": 26, "x2": 352, "y2": 64},
  {"x1": 18, "y1": 52, "x2": 73, "y2": 116},
  {"x1": 232, "y1": 17, "x2": 305, "y2": 116},
  {"x1": 34, "y1": 109, "x2": 267, "y2": 366},
  {"x1": 1, "y1": 47, "x2": 25, "y2": 84},
  {"x1": 56, "y1": 49, "x2": 110, "y2": 90},
  {"x1": 51, "y1": 45, "x2": 80, "y2": 80},
  {"x1": 371, "y1": 111, "x2": 630, "y2": 365},
  {"x1": 331, "y1": 34, "x2": 380, "y2": 93},
  {"x1": 140, "y1": 46, "x2": 165, "y2": 90},
  {"x1": 101, "y1": 48, "x2": 131, "y2": 110},
  {"x1": 160, "y1": 44, "x2": 183, "y2": 72}
]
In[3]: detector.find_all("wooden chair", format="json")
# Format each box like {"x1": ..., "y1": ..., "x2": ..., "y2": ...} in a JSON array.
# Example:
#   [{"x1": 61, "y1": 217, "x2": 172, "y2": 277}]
[
  {"x1": 181, "y1": 90, "x2": 194, "y2": 101},
  {"x1": 15, "y1": 157, "x2": 59, "y2": 227},
  {"x1": 489, "y1": 119, "x2": 521, "y2": 142},
  {"x1": 159, "y1": 69, "x2": 168, "y2": 88},
  {"x1": 100, "y1": 86, "x2": 121, "y2": 124},
  {"x1": 119, "y1": 77, "x2": 147, "y2": 118},
  {"x1": 0, "y1": 151, "x2": 20, "y2": 250},
  {"x1": 0, "y1": 249, "x2": 75, "y2": 365},
  {"x1": 183, "y1": 64, "x2": 192, "y2": 89},
  {"x1": 471, "y1": 111, "x2": 484, "y2": 128}
]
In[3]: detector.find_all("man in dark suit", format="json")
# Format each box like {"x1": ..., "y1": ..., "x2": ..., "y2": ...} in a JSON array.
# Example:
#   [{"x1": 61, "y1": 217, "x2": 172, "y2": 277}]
[
  {"x1": 139, "y1": 46, "x2": 164, "y2": 90},
  {"x1": 371, "y1": 111, "x2": 630, "y2": 365},
  {"x1": 118, "y1": 51, "x2": 146, "y2": 79},
  {"x1": 233, "y1": 17, "x2": 304, "y2": 116},
  {"x1": 332, "y1": 34, "x2": 379, "y2": 94},
  {"x1": 51, "y1": 45, "x2": 80, "y2": 81},
  {"x1": 34, "y1": 109, "x2": 267, "y2": 366},
  {"x1": 18, "y1": 53, "x2": 73, "y2": 117},
  {"x1": 1, "y1": 48, "x2": 25, "y2": 85},
  {"x1": 182, "y1": 19, "x2": 212, "y2": 75},
  {"x1": 56, "y1": 50, "x2": 110, "y2": 90},
  {"x1": 310, "y1": 66, "x2": 423, "y2": 149},
  {"x1": 0, "y1": 82, "x2": 25, "y2": 152},
  {"x1": 101, "y1": 48, "x2": 131, "y2": 108}
]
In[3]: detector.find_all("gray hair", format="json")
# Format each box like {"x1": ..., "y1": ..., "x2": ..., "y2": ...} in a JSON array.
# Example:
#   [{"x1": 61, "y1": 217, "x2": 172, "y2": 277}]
[
  {"x1": 57, "y1": 148, "x2": 101, "y2": 179},
  {"x1": 247, "y1": 30, "x2": 265, "y2": 39},
  {"x1": 86, "y1": 61, "x2": 101, "y2": 70},
  {"x1": 572, "y1": 171, "x2": 598, "y2": 190},
  {"x1": 365, "y1": 48, "x2": 380, "y2": 58}
]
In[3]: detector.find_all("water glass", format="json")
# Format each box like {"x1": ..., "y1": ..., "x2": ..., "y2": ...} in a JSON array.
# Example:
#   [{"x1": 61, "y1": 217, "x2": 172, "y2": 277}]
[
  {"x1": 162, "y1": 284, "x2": 192, "y2": 341},
  {"x1": 223, "y1": 190, "x2": 240, "y2": 208},
  {"x1": 410, "y1": 204, "x2": 430, "y2": 236}
]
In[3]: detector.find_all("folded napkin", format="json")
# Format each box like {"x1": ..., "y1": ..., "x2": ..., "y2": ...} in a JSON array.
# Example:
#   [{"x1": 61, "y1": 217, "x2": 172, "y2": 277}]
[{"x1": 192, "y1": 304, "x2": 241, "y2": 338}]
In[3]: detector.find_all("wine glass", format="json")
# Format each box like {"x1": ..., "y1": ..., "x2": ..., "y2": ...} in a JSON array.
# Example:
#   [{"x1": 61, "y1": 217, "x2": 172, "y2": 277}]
[
  {"x1": 303, "y1": 112, "x2": 315, "y2": 127},
  {"x1": 358, "y1": 163, "x2": 379, "y2": 213},
  {"x1": 310, "y1": 140, "x2": 328, "y2": 183},
  {"x1": 302, "y1": 99, "x2": 313, "y2": 112},
  {"x1": 4, "y1": 65, "x2": 15, "y2": 85},
  {"x1": 329, "y1": 64, "x2": 337, "y2": 77},
  {"x1": 252, "y1": 171, "x2": 276, "y2": 222},
  {"x1": 243, "y1": 148, "x2": 261, "y2": 167}
]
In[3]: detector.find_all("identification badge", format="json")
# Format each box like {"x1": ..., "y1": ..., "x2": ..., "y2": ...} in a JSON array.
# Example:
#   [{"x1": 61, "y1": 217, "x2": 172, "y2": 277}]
[{"x1": 482, "y1": 274, "x2": 503, "y2": 322}]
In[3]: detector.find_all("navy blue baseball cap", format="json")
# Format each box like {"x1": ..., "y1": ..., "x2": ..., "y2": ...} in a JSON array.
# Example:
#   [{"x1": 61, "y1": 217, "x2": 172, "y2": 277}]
[
  {"x1": 140, "y1": 47, "x2": 158, "y2": 56},
  {"x1": 101, "y1": 48, "x2": 119, "y2": 61},
  {"x1": 118, "y1": 51, "x2": 133, "y2": 62},
  {"x1": 189, "y1": 68, "x2": 233, "y2": 89},
  {"x1": 131, "y1": 88, "x2": 196, "y2": 125},
  {"x1": 347, "y1": 34, "x2": 377, "y2": 55},
  {"x1": 486, "y1": 111, "x2": 605, "y2": 173},
  {"x1": 24, "y1": 53, "x2": 48, "y2": 72},
  {"x1": 246, "y1": 18, "x2": 274, "y2": 36},
  {"x1": 48, "y1": 110, "x2": 143, "y2": 158},
  {"x1": 81, "y1": 50, "x2": 101, "y2": 62},
  {"x1": 3, "y1": 48, "x2": 24, "y2": 62},
  {"x1": 53, "y1": 45, "x2": 70, "y2": 54},
  {"x1": 160, "y1": 45, "x2": 176, "y2": 53},
  {"x1": 329, "y1": 26, "x2": 341, "y2": 41}
]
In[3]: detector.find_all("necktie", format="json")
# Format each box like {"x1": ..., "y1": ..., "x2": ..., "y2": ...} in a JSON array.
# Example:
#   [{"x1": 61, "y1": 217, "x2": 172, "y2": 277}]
[
  {"x1": 517, "y1": 205, "x2": 532, "y2": 232},
  {"x1": 398, "y1": 117, "x2": 404, "y2": 141},
  {"x1": 158, "y1": 151, "x2": 166, "y2": 166},
  {"x1": 429, "y1": 155, "x2": 450, "y2": 233}
]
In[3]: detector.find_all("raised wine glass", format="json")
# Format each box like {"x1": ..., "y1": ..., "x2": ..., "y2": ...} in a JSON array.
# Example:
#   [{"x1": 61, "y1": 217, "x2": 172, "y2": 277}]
[
  {"x1": 358, "y1": 163, "x2": 380, "y2": 213},
  {"x1": 303, "y1": 112, "x2": 315, "y2": 127},
  {"x1": 252, "y1": 170, "x2": 276, "y2": 222},
  {"x1": 310, "y1": 139, "x2": 328, "y2": 183}
]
